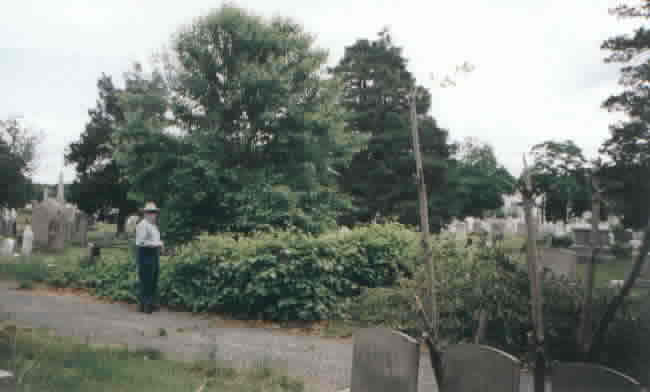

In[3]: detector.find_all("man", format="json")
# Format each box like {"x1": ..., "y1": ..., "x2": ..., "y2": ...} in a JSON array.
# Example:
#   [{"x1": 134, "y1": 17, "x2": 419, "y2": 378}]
[{"x1": 135, "y1": 202, "x2": 164, "y2": 314}]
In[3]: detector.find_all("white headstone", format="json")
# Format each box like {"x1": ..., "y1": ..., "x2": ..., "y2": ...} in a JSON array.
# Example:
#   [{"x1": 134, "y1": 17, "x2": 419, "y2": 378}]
[
  {"x1": 0, "y1": 238, "x2": 16, "y2": 257},
  {"x1": 57, "y1": 172, "x2": 65, "y2": 203},
  {"x1": 22, "y1": 225, "x2": 33, "y2": 256}
]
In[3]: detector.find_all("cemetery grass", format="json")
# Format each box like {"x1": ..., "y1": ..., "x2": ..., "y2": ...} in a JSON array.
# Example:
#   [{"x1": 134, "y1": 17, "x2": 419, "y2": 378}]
[
  {"x1": 576, "y1": 255, "x2": 641, "y2": 286},
  {"x1": 0, "y1": 323, "x2": 305, "y2": 392},
  {"x1": 0, "y1": 245, "x2": 129, "y2": 288}
]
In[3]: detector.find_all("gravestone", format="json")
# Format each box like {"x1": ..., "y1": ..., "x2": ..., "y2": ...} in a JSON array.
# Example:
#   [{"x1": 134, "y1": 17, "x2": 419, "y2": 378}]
[
  {"x1": 9, "y1": 209, "x2": 16, "y2": 237},
  {"x1": 539, "y1": 248, "x2": 577, "y2": 280},
  {"x1": 517, "y1": 222, "x2": 527, "y2": 237},
  {"x1": 32, "y1": 199, "x2": 62, "y2": 249},
  {"x1": 49, "y1": 213, "x2": 65, "y2": 251},
  {"x1": 74, "y1": 212, "x2": 88, "y2": 247},
  {"x1": 0, "y1": 239, "x2": 15, "y2": 257},
  {"x1": 0, "y1": 369, "x2": 15, "y2": 392},
  {"x1": 441, "y1": 344, "x2": 520, "y2": 392},
  {"x1": 551, "y1": 362, "x2": 642, "y2": 392},
  {"x1": 63, "y1": 207, "x2": 76, "y2": 242},
  {"x1": 21, "y1": 225, "x2": 33, "y2": 256},
  {"x1": 350, "y1": 327, "x2": 420, "y2": 392},
  {"x1": 491, "y1": 221, "x2": 506, "y2": 242}
]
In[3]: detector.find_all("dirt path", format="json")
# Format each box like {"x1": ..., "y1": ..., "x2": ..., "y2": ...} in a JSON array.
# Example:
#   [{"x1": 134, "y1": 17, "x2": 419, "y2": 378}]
[{"x1": 0, "y1": 281, "x2": 438, "y2": 392}]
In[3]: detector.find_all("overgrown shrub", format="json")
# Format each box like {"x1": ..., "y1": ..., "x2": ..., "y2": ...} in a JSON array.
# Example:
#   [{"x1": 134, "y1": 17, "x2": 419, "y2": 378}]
[
  {"x1": 51, "y1": 224, "x2": 417, "y2": 321},
  {"x1": 339, "y1": 237, "x2": 647, "y2": 383},
  {"x1": 157, "y1": 223, "x2": 417, "y2": 320}
]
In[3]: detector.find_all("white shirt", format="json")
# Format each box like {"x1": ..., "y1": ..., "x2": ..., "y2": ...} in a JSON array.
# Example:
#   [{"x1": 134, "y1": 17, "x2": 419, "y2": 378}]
[{"x1": 135, "y1": 219, "x2": 163, "y2": 247}]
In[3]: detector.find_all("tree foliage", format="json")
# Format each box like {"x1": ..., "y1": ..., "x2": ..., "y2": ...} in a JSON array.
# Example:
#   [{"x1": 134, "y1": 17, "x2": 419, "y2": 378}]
[
  {"x1": 0, "y1": 116, "x2": 41, "y2": 208},
  {"x1": 113, "y1": 5, "x2": 364, "y2": 244},
  {"x1": 66, "y1": 74, "x2": 139, "y2": 232},
  {"x1": 531, "y1": 140, "x2": 590, "y2": 222},
  {"x1": 600, "y1": 2, "x2": 650, "y2": 228},
  {"x1": 444, "y1": 138, "x2": 516, "y2": 219},
  {"x1": 332, "y1": 29, "x2": 452, "y2": 231}
]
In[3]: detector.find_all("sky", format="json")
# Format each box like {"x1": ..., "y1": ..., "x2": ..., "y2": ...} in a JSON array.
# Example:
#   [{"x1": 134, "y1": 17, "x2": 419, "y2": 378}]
[{"x1": 0, "y1": 0, "x2": 641, "y2": 184}]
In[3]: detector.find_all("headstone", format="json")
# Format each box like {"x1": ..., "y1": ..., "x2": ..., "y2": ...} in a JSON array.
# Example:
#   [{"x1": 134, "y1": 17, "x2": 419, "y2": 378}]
[
  {"x1": 74, "y1": 212, "x2": 89, "y2": 247},
  {"x1": 350, "y1": 327, "x2": 420, "y2": 392},
  {"x1": 551, "y1": 362, "x2": 642, "y2": 392},
  {"x1": 517, "y1": 222, "x2": 527, "y2": 237},
  {"x1": 87, "y1": 243, "x2": 101, "y2": 265},
  {"x1": 126, "y1": 214, "x2": 139, "y2": 235},
  {"x1": 57, "y1": 172, "x2": 65, "y2": 203},
  {"x1": 21, "y1": 225, "x2": 33, "y2": 256},
  {"x1": 63, "y1": 207, "x2": 75, "y2": 242},
  {"x1": 49, "y1": 212, "x2": 65, "y2": 251},
  {"x1": 1, "y1": 209, "x2": 9, "y2": 237},
  {"x1": 441, "y1": 344, "x2": 520, "y2": 392},
  {"x1": 572, "y1": 227, "x2": 610, "y2": 248},
  {"x1": 8, "y1": 209, "x2": 16, "y2": 237},
  {"x1": 32, "y1": 200, "x2": 55, "y2": 248},
  {"x1": 0, "y1": 369, "x2": 15, "y2": 392},
  {"x1": 633, "y1": 231, "x2": 644, "y2": 241},
  {"x1": 491, "y1": 221, "x2": 506, "y2": 242},
  {"x1": 539, "y1": 248, "x2": 577, "y2": 280},
  {"x1": 0, "y1": 238, "x2": 15, "y2": 257}
]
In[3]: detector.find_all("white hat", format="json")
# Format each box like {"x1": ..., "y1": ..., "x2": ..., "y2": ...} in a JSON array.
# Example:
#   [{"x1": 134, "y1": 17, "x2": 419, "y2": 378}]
[{"x1": 142, "y1": 202, "x2": 160, "y2": 213}]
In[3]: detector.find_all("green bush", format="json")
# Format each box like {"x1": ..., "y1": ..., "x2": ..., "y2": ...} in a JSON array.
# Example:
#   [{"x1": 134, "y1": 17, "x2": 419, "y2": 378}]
[
  {"x1": 158, "y1": 223, "x2": 417, "y2": 320},
  {"x1": 340, "y1": 236, "x2": 647, "y2": 383},
  {"x1": 49, "y1": 223, "x2": 417, "y2": 321}
]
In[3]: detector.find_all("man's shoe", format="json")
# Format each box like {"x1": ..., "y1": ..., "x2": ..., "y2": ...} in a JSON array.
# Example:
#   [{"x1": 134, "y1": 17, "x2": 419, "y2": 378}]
[
  {"x1": 144, "y1": 304, "x2": 153, "y2": 314},
  {"x1": 138, "y1": 303, "x2": 145, "y2": 313}
]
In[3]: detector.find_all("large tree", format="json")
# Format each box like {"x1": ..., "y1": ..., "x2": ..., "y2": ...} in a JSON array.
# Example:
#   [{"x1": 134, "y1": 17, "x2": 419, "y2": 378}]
[
  {"x1": 600, "y1": 2, "x2": 650, "y2": 229},
  {"x1": 332, "y1": 29, "x2": 452, "y2": 231},
  {"x1": 0, "y1": 116, "x2": 41, "y2": 208},
  {"x1": 114, "y1": 6, "x2": 363, "y2": 243},
  {"x1": 65, "y1": 74, "x2": 138, "y2": 233},
  {"x1": 445, "y1": 138, "x2": 516, "y2": 219},
  {"x1": 530, "y1": 140, "x2": 591, "y2": 223}
]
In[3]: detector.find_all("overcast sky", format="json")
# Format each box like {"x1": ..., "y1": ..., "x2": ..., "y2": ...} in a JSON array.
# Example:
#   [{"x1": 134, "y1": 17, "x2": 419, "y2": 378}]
[{"x1": 0, "y1": 0, "x2": 640, "y2": 184}]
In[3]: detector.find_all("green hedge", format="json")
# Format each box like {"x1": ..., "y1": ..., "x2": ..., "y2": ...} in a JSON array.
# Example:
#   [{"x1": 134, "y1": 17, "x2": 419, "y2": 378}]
[
  {"x1": 158, "y1": 224, "x2": 417, "y2": 320},
  {"x1": 56, "y1": 223, "x2": 418, "y2": 321}
]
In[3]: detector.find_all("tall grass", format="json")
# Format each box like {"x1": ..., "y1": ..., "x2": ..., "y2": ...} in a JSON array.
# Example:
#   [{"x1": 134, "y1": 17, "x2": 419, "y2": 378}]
[{"x1": 0, "y1": 323, "x2": 304, "y2": 392}]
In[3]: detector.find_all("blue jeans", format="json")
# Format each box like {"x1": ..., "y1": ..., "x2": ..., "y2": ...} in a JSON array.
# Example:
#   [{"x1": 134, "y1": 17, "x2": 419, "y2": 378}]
[{"x1": 136, "y1": 246, "x2": 160, "y2": 306}]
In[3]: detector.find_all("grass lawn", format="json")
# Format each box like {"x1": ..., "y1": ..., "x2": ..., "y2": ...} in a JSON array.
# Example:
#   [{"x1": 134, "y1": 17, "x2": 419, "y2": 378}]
[
  {"x1": 0, "y1": 323, "x2": 304, "y2": 392},
  {"x1": 577, "y1": 256, "x2": 633, "y2": 288}
]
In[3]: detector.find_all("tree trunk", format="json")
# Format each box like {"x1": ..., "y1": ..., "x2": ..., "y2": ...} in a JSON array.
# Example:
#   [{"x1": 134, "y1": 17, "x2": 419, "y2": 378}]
[
  {"x1": 410, "y1": 88, "x2": 442, "y2": 388},
  {"x1": 522, "y1": 161, "x2": 546, "y2": 392},
  {"x1": 474, "y1": 309, "x2": 488, "y2": 344},
  {"x1": 589, "y1": 216, "x2": 650, "y2": 359},
  {"x1": 578, "y1": 176, "x2": 601, "y2": 355}
]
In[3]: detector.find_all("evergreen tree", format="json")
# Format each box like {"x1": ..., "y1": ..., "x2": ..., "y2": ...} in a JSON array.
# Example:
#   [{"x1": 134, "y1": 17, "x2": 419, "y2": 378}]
[
  {"x1": 600, "y1": 2, "x2": 650, "y2": 228},
  {"x1": 66, "y1": 74, "x2": 138, "y2": 233},
  {"x1": 332, "y1": 29, "x2": 452, "y2": 231}
]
